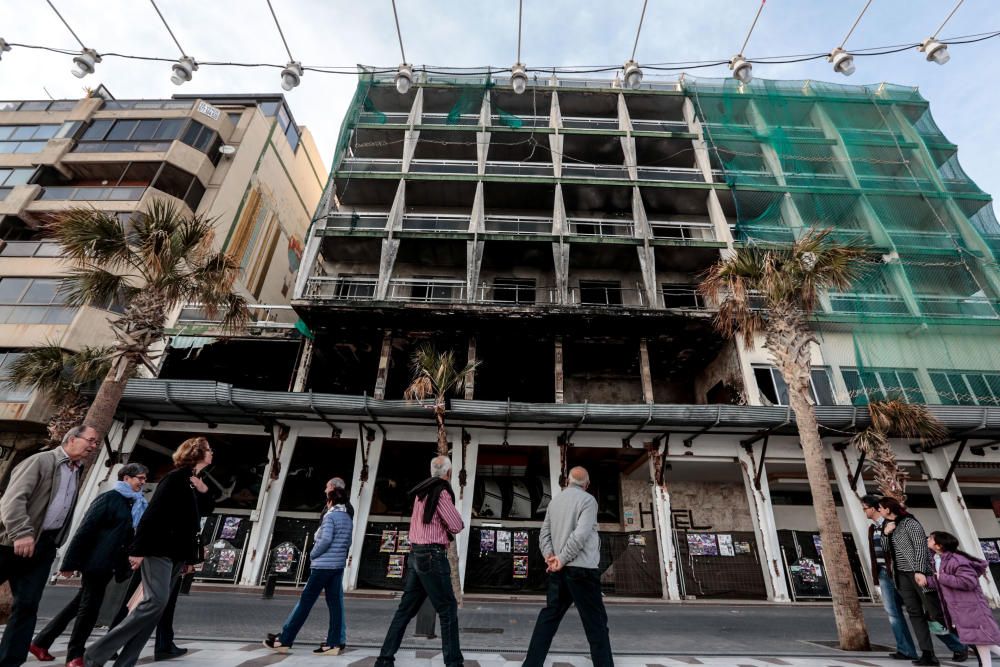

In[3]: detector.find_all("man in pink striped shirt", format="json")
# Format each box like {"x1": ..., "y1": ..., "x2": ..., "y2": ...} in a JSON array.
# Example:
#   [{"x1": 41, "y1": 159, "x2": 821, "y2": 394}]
[{"x1": 375, "y1": 456, "x2": 464, "y2": 667}]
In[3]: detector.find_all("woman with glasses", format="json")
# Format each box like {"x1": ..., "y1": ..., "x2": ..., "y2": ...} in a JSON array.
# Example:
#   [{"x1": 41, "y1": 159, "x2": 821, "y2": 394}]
[
  {"x1": 84, "y1": 437, "x2": 215, "y2": 667},
  {"x1": 29, "y1": 463, "x2": 150, "y2": 667}
]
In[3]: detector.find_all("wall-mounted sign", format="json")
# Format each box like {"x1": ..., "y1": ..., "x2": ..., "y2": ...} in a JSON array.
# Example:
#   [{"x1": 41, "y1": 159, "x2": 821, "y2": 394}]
[{"x1": 197, "y1": 101, "x2": 221, "y2": 121}]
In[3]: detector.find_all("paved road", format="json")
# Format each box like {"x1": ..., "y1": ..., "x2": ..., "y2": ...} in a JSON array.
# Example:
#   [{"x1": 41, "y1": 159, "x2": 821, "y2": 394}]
[{"x1": 31, "y1": 585, "x2": 922, "y2": 657}]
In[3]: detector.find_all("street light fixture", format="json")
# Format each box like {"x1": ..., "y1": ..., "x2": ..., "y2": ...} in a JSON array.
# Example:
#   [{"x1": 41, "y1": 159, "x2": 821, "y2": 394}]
[{"x1": 70, "y1": 47, "x2": 101, "y2": 78}]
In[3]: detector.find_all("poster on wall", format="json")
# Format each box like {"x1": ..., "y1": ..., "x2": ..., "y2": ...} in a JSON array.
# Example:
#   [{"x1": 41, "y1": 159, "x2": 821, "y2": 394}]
[
  {"x1": 812, "y1": 534, "x2": 824, "y2": 559},
  {"x1": 496, "y1": 531, "x2": 512, "y2": 553},
  {"x1": 480, "y1": 530, "x2": 496, "y2": 553},
  {"x1": 513, "y1": 555, "x2": 529, "y2": 579},
  {"x1": 981, "y1": 539, "x2": 1000, "y2": 563},
  {"x1": 718, "y1": 534, "x2": 735, "y2": 557},
  {"x1": 220, "y1": 517, "x2": 241, "y2": 541},
  {"x1": 216, "y1": 549, "x2": 237, "y2": 574},
  {"x1": 628, "y1": 534, "x2": 646, "y2": 546},
  {"x1": 272, "y1": 543, "x2": 297, "y2": 574},
  {"x1": 387, "y1": 555, "x2": 405, "y2": 578},
  {"x1": 687, "y1": 533, "x2": 719, "y2": 556},
  {"x1": 513, "y1": 531, "x2": 529, "y2": 554},
  {"x1": 735, "y1": 541, "x2": 753, "y2": 555},
  {"x1": 380, "y1": 530, "x2": 398, "y2": 553},
  {"x1": 397, "y1": 531, "x2": 411, "y2": 553}
]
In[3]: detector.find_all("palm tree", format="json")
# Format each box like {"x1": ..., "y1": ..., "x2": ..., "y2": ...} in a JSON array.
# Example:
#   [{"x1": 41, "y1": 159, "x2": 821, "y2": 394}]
[
  {"x1": 852, "y1": 400, "x2": 946, "y2": 502},
  {"x1": 404, "y1": 344, "x2": 480, "y2": 605},
  {"x1": 700, "y1": 229, "x2": 871, "y2": 651},
  {"x1": 3, "y1": 344, "x2": 112, "y2": 445},
  {"x1": 48, "y1": 200, "x2": 249, "y2": 440}
]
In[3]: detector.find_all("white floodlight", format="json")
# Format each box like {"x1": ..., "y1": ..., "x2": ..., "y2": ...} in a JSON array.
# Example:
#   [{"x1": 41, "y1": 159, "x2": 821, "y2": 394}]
[
  {"x1": 920, "y1": 37, "x2": 950, "y2": 65},
  {"x1": 70, "y1": 48, "x2": 101, "y2": 79},
  {"x1": 170, "y1": 56, "x2": 198, "y2": 86},
  {"x1": 0, "y1": 38, "x2": 10, "y2": 60},
  {"x1": 395, "y1": 63, "x2": 413, "y2": 94},
  {"x1": 623, "y1": 59, "x2": 643, "y2": 89},
  {"x1": 280, "y1": 61, "x2": 303, "y2": 91},
  {"x1": 829, "y1": 47, "x2": 856, "y2": 76},
  {"x1": 729, "y1": 54, "x2": 752, "y2": 84},
  {"x1": 511, "y1": 62, "x2": 528, "y2": 95}
]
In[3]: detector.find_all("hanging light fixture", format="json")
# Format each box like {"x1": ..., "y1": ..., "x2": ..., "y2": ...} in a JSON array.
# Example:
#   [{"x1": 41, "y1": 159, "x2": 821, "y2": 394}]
[
  {"x1": 280, "y1": 61, "x2": 303, "y2": 91},
  {"x1": 0, "y1": 38, "x2": 10, "y2": 60},
  {"x1": 623, "y1": 59, "x2": 643, "y2": 89},
  {"x1": 919, "y1": 37, "x2": 950, "y2": 65},
  {"x1": 170, "y1": 56, "x2": 197, "y2": 86},
  {"x1": 510, "y1": 62, "x2": 528, "y2": 94},
  {"x1": 729, "y1": 55, "x2": 752, "y2": 84},
  {"x1": 828, "y1": 47, "x2": 856, "y2": 76},
  {"x1": 70, "y1": 47, "x2": 101, "y2": 78},
  {"x1": 395, "y1": 63, "x2": 413, "y2": 94}
]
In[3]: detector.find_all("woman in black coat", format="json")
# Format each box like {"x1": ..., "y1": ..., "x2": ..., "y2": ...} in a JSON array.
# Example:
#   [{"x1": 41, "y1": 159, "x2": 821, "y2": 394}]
[
  {"x1": 29, "y1": 463, "x2": 149, "y2": 666},
  {"x1": 83, "y1": 437, "x2": 215, "y2": 667}
]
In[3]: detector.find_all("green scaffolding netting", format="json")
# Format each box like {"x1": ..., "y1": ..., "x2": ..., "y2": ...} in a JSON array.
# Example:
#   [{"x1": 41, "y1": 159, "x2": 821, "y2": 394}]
[{"x1": 686, "y1": 76, "x2": 1000, "y2": 407}]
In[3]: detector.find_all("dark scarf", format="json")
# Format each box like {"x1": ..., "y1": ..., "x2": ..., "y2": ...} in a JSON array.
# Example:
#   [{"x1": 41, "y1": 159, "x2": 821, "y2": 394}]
[{"x1": 409, "y1": 477, "x2": 455, "y2": 525}]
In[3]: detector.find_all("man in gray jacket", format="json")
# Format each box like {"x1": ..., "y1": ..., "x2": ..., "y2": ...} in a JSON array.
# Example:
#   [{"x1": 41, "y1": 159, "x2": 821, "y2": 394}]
[
  {"x1": 523, "y1": 466, "x2": 613, "y2": 667},
  {"x1": 0, "y1": 425, "x2": 97, "y2": 667}
]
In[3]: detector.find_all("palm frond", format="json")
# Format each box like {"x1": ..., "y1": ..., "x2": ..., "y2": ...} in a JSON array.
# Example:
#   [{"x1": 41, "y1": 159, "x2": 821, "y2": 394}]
[
  {"x1": 44, "y1": 208, "x2": 134, "y2": 269},
  {"x1": 215, "y1": 292, "x2": 251, "y2": 334},
  {"x1": 58, "y1": 268, "x2": 136, "y2": 308},
  {"x1": 3, "y1": 344, "x2": 71, "y2": 394},
  {"x1": 405, "y1": 344, "x2": 482, "y2": 402},
  {"x1": 868, "y1": 399, "x2": 947, "y2": 449}
]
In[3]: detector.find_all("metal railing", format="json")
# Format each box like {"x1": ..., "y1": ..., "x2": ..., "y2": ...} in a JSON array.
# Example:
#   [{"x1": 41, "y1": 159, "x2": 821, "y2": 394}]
[
  {"x1": 648, "y1": 220, "x2": 716, "y2": 241},
  {"x1": 884, "y1": 228, "x2": 961, "y2": 250},
  {"x1": 660, "y1": 285, "x2": 706, "y2": 310},
  {"x1": 326, "y1": 213, "x2": 388, "y2": 231},
  {"x1": 567, "y1": 218, "x2": 634, "y2": 238},
  {"x1": 0, "y1": 100, "x2": 77, "y2": 112},
  {"x1": 420, "y1": 113, "x2": 480, "y2": 126},
  {"x1": 562, "y1": 163, "x2": 629, "y2": 180},
  {"x1": 72, "y1": 141, "x2": 172, "y2": 154},
  {"x1": 636, "y1": 166, "x2": 707, "y2": 182},
  {"x1": 561, "y1": 116, "x2": 620, "y2": 130},
  {"x1": 0, "y1": 241, "x2": 63, "y2": 258},
  {"x1": 477, "y1": 283, "x2": 556, "y2": 305},
  {"x1": 175, "y1": 304, "x2": 298, "y2": 329},
  {"x1": 916, "y1": 295, "x2": 998, "y2": 319},
  {"x1": 484, "y1": 162, "x2": 554, "y2": 177},
  {"x1": 358, "y1": 112, "x2": 409, "y2": 125},
  {"x1": 409, "y1": 159, "x2": 478, "y2": 175},
  {"x1": 827, "y1": 293, "x2": 911, "y2": 316},
  {"x1": 305, "y1": 277, "x2": 378, "y2": 301},
  {"x1": 339, "y1": 158, "x2": 403, "y2": 174},
  {"x1": 630, "y1": 119, "x2": 689, "y2": 132},
  {"x1": 401, "y1": 214, "x2": 469, "y2": 232},
  {"x1": 100, "y1": 99, "x2": 194, "y2": 110},
  {"x1": 483, "y1": 215, "x2": 553, "y2": 235},
  {"x1": 570, "y1": 284, "x2": 647, "y2": 307},
  {"x1": 387, "y1": 278, "x2": 467, "y2": 303},
  {"x1": 489, "y1": 115, "x2": 549, "y2": 128},
  {"x1": 38, "y1": 186, "x2": 145, "y2": 201}
]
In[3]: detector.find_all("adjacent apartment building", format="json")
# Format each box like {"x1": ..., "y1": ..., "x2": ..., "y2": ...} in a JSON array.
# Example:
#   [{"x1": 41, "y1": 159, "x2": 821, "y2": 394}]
[
  {"x1": 0, "y1": 89, "x2": 325, "y2": 478},
  {"x1": 62, "y1": 71, "x2": 1000, "y2": 604}
]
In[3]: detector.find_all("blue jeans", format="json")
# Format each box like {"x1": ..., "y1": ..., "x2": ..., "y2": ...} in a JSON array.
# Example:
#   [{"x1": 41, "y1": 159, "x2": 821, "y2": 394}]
[
  {"x1": 376, "y1": 544, "x2": 462, "y2": 667},
  {"x1": 880, "y1": 569, "x2": 966, "y2": 658},
  {"x1": 338, "y1": 580, "x2": 347, "y2": 644},
  {"x1": 279, "y1": 568, "x2": 344, "y2": 647}
]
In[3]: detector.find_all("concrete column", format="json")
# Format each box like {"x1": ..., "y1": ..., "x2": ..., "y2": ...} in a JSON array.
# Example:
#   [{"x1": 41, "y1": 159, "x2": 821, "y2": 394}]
[
  {"x1": 547, "y1": 441, "x2": 563, "y2": 500},
  {"x1": 291, "y1": 337, "x2": 314, "y2": 393},
  {"x1": 452, "y1": 431, "x2": 474, "y2": 591},
  {"x1": 373, "y1": 330, "x2": 393, "y2": 400},
  {"x1": 737, "y1": 445, "x2": 791, "y2": 601},
  {"x1": 638, "y1": 338, "x2": 654, "y2": 403},
  {"x1": 465, "y1": 337, "x2": 477, "y2": 400},
  {"x1": 923, "y1": 447, "x2": 1000, "y2": 606},
  {"x1": 346, "y1": 430, "x2": 384, "y2": 590},
  {"x1": 240, "y1": 426, "x2": 300, "y2": 585},
  {"x1": 646, "y1": 449, "x2": 680, "y2": 600},
  {"x1": 829, "y1": 445, "x2": 876, "y2": 598},
  {"x1": 293, "y1": 218, "x2": 326, "y2": 299},
  {"x1": 554, "y1": 337, "x2": 564, "y2": 404}
]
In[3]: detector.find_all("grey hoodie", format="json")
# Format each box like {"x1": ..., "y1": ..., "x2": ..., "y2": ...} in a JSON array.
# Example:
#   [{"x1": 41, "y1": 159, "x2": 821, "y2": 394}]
[{"x1": 539, "y1": 484, "x2": 600, "y2": 569}]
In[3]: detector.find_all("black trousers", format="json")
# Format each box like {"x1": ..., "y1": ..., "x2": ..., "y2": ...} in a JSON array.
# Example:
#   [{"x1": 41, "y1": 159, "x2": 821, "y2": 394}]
[
  {"x1": 0, "y1": 531, "x2": 59, "y2": 667},
  {"x1": 896, "y1": 570, "x2": 938, "y2": 655},
  {"x1": 110, "y1": 569, "x2": 181, "y2": 651},
  {"x1": 524, "y1": 567, "x2": 613, "y2": 667},
  {"x1": 33, "y1": 569, "x2": 114, "y2": 661}
]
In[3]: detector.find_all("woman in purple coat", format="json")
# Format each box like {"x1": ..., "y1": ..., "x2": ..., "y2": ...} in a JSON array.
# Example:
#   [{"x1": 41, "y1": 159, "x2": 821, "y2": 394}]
[{"x1": 916, "y1": 531, "x2": 1000, "y2": 667}]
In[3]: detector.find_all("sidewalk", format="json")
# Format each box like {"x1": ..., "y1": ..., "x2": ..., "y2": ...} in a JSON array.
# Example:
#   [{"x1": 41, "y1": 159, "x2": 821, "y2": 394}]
[{"x1": 31, "y1": 635, "x2": 977, "y2": 667}]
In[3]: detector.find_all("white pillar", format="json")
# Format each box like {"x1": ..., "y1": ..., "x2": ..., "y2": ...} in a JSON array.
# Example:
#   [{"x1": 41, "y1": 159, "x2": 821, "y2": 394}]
[
  {"x1": 923, "y1": 446, "x2": 1000, "y2": 606},
  {"x1": 646, "y1": 451, "x2": 680, "y2": 600},
  {"x1": 829, "y1": 445, "x2": 876, "y2": 598},
  {"x1": 547, "y1": 441, "x2": 562, "y2": 499},
  {"x1": 346, "y1": 431, "x2": 385, "y2": 590},
  {"x1": 737, "y1": 444, "x2": 790, "y2": 601},
  {"x1": 455, "y1": 435, "x2": 479, "y2": 590},
  {"x1": 240, "y1": 426, "x2": 300, "y2": 585}
]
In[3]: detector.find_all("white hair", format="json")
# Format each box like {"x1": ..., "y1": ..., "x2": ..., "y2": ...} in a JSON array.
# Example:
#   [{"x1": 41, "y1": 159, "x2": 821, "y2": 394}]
[
  {"x1": 568, "y1": 466, "x2": 589, "y2": 488},
  {"x1": 430, "y1": 456, "x2": 452, "y2": 479},
  {"x1": 62, "y1": 425, "x2": 91, "y2": 447},
  {"x1": 328, "y1": 477, "x2": 346, "y2": 489}
]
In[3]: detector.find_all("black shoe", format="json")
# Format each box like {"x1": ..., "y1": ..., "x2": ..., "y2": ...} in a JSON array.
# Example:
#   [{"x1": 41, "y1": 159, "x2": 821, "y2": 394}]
[
  {"x1": 911, "y1": 652, "x2": 939, "y2": 666},
  {"x1": 153, "y1": 646, "x2": 188, "y2": 661},
  {"x1": 952, "y1": 649, "x2": 969, "y2": 662},
  {"x1": 373, "y1": 659, "x2": 394, "y2": 667},
  {"x1": 889, "y1": 652, "x2": 916, "y2": 660}
]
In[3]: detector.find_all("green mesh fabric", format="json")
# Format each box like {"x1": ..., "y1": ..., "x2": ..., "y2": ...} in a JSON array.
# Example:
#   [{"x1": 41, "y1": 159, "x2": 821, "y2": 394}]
[{"x1": 686, "y1": 76, "x2": 1000, "y2": 406}]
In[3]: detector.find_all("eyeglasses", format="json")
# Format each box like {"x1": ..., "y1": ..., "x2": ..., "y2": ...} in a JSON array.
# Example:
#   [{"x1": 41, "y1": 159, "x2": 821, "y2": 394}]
[{"x1": 78, "y1": 436, "x2": 99, "y2": 445}]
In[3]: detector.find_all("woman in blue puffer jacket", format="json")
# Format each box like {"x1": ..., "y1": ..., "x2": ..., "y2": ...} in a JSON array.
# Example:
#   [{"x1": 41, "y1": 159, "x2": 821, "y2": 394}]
[{"x1": 264, "y1": 486, "x2": 353, "y2": 655}]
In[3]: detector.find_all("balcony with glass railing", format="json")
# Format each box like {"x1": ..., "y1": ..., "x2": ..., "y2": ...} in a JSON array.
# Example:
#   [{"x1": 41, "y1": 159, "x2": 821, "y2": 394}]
[
  {"x1": 174, "y1": 304, "x2": 298, "y2": 334},
  {"x1": 826, "y1": 292, "x2": 911, "y2": 316},
  {"x1": 567, "y1": 218, "x2": 634, "y2": 238},
  {"x1": 915, "y1": 294, "x2": 998, "y2": 319},
  {"x1": 561, "y1": 163, "x2": 629, "y2": 180},
  {"x1": 339, "y1": 157, "x2": 404, "y2": 174},
  {"x1": 476, "y1": 282, "x2": 557, "y2": 305},
  {"x1": 37, "y1": 185, "x2": 145, "y2": 201},
  {"x1": 419, "y1": 113, "x2": 481, "y2": 127},
  {"x1": 305, "y1": 277, "x2": 378, "y2": 301},
  {"x1": 326, "y1": 212, "x2": 388, "y2": 231},
  {"x1": 635, "y1": 165, "x2": 708, "y2": 183},
  {"x1": 0, "y1": 240, "x2": 63, "y2": 257},
  {"x1": 570, "y1": 283, "x2": 647, "y2": 307},
  {"x1": 560, "y1": 116, "x2": 620, "y2": 131},
  {"x1": 882, "y1": 228, "x2": 962, "y2": 251},
  {"x1": 489, "y1": 115, "x2": 549, "y2": 128},
  {"x1": 649, "y1": 219, "x2": 716, "y2": 242},
  {"x1": 483, "y1": 215, "x2": 553, "y2": 235},
  {"x1": 409, "y1": 159, "x2": 478, "y2": 175},
  {"x1": 401, "y1": 213, "x2": 470, "y2": 232},
  {"x1": 484, "y1": 161, "x2": 554, "y2": 177}
]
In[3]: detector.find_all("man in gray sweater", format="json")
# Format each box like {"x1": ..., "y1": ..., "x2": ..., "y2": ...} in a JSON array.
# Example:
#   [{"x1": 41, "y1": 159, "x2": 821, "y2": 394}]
[{"x1": 523, "y1": 466, "x2": 613, "y2": 667}]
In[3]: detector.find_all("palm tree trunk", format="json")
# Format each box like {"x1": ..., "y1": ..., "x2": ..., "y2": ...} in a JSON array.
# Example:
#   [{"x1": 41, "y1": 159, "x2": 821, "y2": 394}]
[
  {"x1": 435, "y1": 399, "x2": 448, "y2": 456},
  {"x1": 768, "y1": 314, "x2": 869, "y2": 651},
  {"x1": 84, "y1": 360, "x2": 137, "y2": 441},
  {"x1": 0, "y1": 583, "x2": 10, "y2": 624},
  {"x1": 432, "y1": 397, "x2": 462, "y2": 605}
]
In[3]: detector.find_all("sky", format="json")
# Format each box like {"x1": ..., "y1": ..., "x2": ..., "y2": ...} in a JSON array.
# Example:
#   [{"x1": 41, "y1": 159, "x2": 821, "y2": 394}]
[{"x1": 1, "y1": 0, "x2": 999, "y2": 201}]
